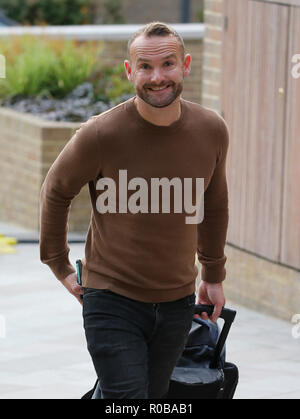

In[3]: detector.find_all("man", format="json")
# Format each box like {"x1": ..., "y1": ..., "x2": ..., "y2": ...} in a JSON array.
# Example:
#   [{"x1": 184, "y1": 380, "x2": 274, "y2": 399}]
[{"x1": 40, "y1": 21, "x2": 229, "y2": 399}]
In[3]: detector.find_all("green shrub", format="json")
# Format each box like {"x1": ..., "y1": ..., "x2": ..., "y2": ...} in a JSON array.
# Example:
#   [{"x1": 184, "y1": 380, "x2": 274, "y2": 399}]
[
  {"x1": 0, "y1": 0, "x2": 93, "y2": 25},
  {"x1": 0, "y1": 35, "x2": 102, "y2": 99},
  {"x1": 196, "y1": 6, "x2": 204, "y2": 23},
  {"x1": 90, "y1": 64, "x2": 135, "y2": 102},
  {"x1": 0, "y1": 35, "x2": 135, "y2": 104},
  {"x1": 102, "y1": 0, "x2": 125, "y2": 24}
]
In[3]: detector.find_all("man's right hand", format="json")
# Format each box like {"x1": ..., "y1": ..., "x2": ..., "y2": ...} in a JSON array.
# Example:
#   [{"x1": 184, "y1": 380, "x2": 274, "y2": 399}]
[{"x1": 61, "y1": 272, "x2": 84, "y2": 305}]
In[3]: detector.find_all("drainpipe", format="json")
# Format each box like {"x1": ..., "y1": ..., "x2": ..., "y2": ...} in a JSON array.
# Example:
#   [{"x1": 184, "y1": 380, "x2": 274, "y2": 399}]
[{"x1": 180, "y1": 0, "x2": 191, "y2": 23}]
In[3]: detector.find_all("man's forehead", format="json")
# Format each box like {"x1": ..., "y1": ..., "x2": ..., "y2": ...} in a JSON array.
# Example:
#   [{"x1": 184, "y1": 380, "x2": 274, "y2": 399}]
[
  {"x1": 136, "y1": 52, "x2": 178, "y2": 64},
  {"x1": 130, "y1": 35, "x2": 180, "y2": 61}
]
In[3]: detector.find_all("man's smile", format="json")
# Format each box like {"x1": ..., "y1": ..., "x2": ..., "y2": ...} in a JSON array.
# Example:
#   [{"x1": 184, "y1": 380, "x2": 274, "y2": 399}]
[{"x1": 147, "y1": 84, "x2": 172, "y2": 92}]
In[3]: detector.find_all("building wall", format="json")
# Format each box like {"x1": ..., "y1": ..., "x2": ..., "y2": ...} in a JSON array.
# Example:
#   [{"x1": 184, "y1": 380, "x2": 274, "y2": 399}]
[
  {"x1": 202, "y1": 0, "x2": 224, "y2": 112},
  {"x1": 202, "y1": 0, "x2": 300, "y2": 322}
]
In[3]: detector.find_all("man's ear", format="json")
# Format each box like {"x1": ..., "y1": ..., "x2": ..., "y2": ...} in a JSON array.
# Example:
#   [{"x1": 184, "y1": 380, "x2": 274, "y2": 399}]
[
  {"x1": 183, "y1": 54, "x2": 191, "y2": 78},
  {"x1": 124, "y1": 60, "x2": 133, "y2": 82}
]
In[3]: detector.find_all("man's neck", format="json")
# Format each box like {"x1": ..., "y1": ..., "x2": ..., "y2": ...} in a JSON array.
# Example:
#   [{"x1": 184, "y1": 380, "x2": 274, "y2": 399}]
[{"x1": 134, "y1": 96, "x2": 182, "y2": 127}]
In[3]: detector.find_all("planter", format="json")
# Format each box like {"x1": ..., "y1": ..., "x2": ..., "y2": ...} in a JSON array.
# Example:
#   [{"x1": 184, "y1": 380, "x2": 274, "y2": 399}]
[{"x1": 0, "y1": 106, "x2": 91, "y2": 232}]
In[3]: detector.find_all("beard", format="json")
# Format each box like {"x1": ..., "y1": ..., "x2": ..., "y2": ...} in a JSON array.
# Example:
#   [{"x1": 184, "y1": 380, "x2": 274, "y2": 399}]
[{"x1": 134, "y1": 79, "x2": 184, "y2": 108}]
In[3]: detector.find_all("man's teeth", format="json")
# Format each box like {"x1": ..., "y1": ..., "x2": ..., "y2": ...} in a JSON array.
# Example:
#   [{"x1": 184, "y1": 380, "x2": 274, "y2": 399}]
[{"x1": 150, "y1": 85, "x2": 169, "y2": 91}]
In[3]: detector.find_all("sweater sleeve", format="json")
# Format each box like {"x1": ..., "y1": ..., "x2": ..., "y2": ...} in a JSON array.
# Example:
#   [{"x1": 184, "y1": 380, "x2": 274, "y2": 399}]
[
  {"x1": 197, "y1": 116, "x2": 229, "y2": 284},
  {"x1": 39, "y1": 117, "x2": 101, "y2": 281}
]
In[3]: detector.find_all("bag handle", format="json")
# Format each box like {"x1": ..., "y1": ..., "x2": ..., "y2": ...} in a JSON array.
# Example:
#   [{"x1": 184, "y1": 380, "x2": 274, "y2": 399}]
[{"x1": 194, "y1": 304, "x2": 237, "y2": 369}]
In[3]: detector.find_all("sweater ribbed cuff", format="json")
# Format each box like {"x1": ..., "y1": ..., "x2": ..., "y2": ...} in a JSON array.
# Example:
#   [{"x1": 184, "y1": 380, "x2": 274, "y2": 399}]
[
  {"x1": 201, "y1": 264, "x2": 226, "y2": 284},
  {"x1": 46, "y1": 255, "x2": 76, "y2": 282}
]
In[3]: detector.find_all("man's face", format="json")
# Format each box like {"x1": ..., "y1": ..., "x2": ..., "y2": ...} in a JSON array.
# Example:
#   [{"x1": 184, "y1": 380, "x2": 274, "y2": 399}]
[{"x1": 124, "y1": 35, "x2": 191, "y2": 108}]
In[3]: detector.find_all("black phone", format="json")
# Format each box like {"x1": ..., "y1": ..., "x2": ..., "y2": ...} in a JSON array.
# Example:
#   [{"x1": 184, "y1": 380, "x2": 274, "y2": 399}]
[{"x1": 76, "y1": 259, "x2": 82, "y2": 286}]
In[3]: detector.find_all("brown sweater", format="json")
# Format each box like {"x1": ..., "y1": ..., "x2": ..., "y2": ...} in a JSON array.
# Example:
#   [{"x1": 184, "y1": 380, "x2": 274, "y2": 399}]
[{"x1": 39, "y1": 96, "x2": 229, "y2": 303}]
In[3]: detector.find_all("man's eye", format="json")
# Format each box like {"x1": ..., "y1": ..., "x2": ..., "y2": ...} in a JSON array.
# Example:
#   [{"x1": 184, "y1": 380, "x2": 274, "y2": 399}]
[
  {"x1": 141, "y1": 64, "x2": 149, "y2": 69},
  {"x1": 165, "y1": 61, "x2": 173, "y2": 66}
]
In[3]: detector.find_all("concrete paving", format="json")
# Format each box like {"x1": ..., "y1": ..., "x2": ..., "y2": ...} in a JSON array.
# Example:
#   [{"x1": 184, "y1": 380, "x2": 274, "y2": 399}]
[{"x1": 0, "y1": 241, "x2": 299, "y2": 399}]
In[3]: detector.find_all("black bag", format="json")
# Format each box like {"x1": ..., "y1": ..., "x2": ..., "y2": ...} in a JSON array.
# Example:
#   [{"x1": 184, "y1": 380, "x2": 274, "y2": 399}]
[
  {"x1": 81, "y1": 380, "x2": 100, "y2": 400},
  {"x1": 166, "y1": 304, "x2": 238, "y2": 399},
  {"x1": 81, "y1": 304, "x2": 238, "y2": 400}
]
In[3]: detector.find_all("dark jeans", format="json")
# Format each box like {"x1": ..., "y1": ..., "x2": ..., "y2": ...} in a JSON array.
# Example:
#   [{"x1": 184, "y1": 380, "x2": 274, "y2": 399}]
[{"x1": 82, "y1": 287, "x2": 196, "y2": 399}]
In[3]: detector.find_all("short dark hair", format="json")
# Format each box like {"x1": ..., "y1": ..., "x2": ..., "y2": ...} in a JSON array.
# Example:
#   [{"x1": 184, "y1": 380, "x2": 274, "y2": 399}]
[{"x1": 127, "y1": 21, "x2": 185, "y2": 63}]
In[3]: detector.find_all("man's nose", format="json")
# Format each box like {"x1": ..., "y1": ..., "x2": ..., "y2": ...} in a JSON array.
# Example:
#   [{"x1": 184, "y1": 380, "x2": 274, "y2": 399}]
[{"x1": 150, "y1": 68, "x2": 165, "y2": 85}]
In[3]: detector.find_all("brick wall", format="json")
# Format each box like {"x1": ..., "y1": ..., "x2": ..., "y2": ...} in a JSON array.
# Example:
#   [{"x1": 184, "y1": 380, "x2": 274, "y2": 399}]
[
  {"x1": 202, "y1": 0, "x2": 224, "y2": 112},
  {"x1": 0, "y1": 110, "x2": 43, "y2": 231},
  {"x1": 0, "y1": 108, "x2": 88, "y2": 232}
]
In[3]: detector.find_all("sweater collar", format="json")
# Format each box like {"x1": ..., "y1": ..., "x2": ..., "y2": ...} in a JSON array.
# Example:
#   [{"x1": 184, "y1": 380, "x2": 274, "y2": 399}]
[{"x1": 126, "y1": 95, "x2": 187, "y2": 132}]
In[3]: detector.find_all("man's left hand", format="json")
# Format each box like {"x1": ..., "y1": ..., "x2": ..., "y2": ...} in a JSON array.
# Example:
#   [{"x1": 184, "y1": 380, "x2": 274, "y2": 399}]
[{"x1": 194, "y1": 281, "x2": 225, "y2": 323}]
